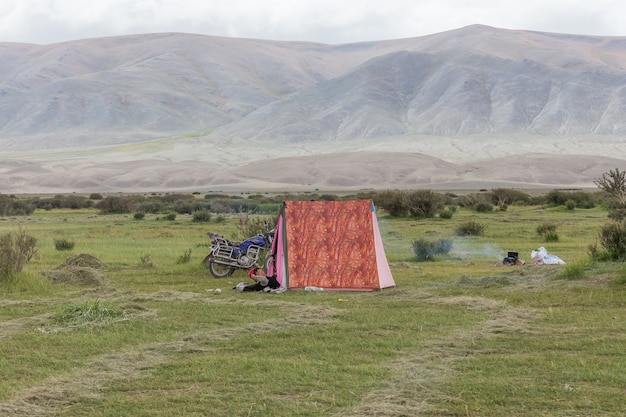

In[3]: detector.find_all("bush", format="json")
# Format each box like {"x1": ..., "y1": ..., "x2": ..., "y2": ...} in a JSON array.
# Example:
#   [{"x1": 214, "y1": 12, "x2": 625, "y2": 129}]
[
  {"x1": 544, "y1": 190, "x2": 596, "y2": 209},
  {"x1": 595, "y1": 221, "x2": 626, "y2": 261},
  {"x1": 0, "y1": 229, "x2": 38, "y2": 282},
  {"x1": 133, "y1": 212, "x2": 145, "y2": 220},
  {"x1": 32, "y1": 195, "x2": 94, "y2": 210},
  {"x1": 412, "y1": 238, "x2": 453, "y2": 261},
  {"x1": 96, "y1": 195, "x2": 142, "y2": 214},
  {"x1": 536, "y1": 223, "x2": 559, "y2": 242},
  {"x1": 543, "y1": 231, "x2": 559, "y2": 242},
  {"x1": 474, "y1": 202, "x2": 493, "y2": 213},
  {"x1": 456, "y1": 221, "x2": 486, "y2": 236},
  {"x1": 54, "y1": 238, "x2": 75, "y2": 251},
  {"x1": 490, "y1": 188, "x2": 531, "y2": 208},
  {"x1": 139, "y1": 254, "x2": 155, "y2": 268},
  {"x1": 192, "y1": 210, "x2": 211, "y2": 223},
  {"x1": 177, "y1": 249, "x2": 192, "y2": 264},
  {"x1": 173, "y1": 202, "x2": 204, "y2": 215},
  {"x1": 374, "y1": 190, "x2": 407, "y2": 217},
  {"x1": 403, "y1": 190, "x2": 442, "y2": 218},
  {"x1": 456, "y1": 193, "x2": 491, "y2": 209},
  {"x1": 236, "y1": 215, "x2": 277, "y2": 240},
  {"x1": 565, "y1": 199, "x2": 576, "y2": 210},
  {"x1": 536, "y1": 223, "x2": 556, "y2": 236},
  {"x1": 0, "y1": 195, "x2": 36, "y2": 216},
  {"x1": 137, "y1": 201, "x2": 164, "y2": 214}
]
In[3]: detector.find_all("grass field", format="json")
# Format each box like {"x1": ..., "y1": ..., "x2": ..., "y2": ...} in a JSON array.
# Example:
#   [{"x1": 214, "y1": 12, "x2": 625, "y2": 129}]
[{"x1": 1, "y1": 203, "x2": 626, "y2": 416}]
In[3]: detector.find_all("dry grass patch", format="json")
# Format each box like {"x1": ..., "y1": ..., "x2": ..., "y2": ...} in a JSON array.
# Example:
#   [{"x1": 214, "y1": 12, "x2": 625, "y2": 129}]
[
  {"x1": 41, "y1": 253, "x2": 110, "y2": 286},
  {"x1": 43, "y1": 267, "x2": 110, "y2": 286},
  {"x1": 59, "y1": 253, "x2": 108, "y2": 270}
]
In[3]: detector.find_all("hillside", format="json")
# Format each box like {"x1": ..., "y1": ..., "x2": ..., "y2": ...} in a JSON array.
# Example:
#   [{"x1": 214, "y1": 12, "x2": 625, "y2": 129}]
[{"x1": 1, "y1": 25, "x2": 625, "y2": 193}]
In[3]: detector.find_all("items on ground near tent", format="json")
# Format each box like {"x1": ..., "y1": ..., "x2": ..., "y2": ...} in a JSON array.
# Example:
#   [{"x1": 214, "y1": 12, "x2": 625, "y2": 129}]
[
  {"x1": 494, "y1": 250, "x2": 526, "y2": 266},
  {"x1": 531, "y1": 247, "x2": 566, "y2": 265}
]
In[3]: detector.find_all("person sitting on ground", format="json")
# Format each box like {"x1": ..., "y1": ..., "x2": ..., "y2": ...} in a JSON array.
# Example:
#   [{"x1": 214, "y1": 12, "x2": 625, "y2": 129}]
[{"x1": 235, "y1": 268, "x2": 281, "y2": 292}]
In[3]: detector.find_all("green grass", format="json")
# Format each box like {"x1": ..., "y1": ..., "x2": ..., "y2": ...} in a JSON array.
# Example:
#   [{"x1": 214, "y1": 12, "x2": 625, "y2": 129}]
[{"x1": 1, "y1": 204, "x2": 625, "y2": 416}]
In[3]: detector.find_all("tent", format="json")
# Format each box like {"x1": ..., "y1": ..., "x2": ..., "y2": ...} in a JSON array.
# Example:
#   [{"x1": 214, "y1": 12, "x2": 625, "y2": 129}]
[{"x1": 267, "y1": 199, "x2": 395, "y2": 291}]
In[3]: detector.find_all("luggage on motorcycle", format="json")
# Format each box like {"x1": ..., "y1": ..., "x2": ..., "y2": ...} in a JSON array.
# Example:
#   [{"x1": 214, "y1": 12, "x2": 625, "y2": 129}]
[{"x1": 238, "y1": 235, "x2": 266, "y2": 255}]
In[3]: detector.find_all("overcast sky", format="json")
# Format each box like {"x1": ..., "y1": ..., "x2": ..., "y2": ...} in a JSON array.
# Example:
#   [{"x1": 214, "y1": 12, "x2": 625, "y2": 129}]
[{"x1": 1, "y1": 0, "x2": 624, "y2": 45}]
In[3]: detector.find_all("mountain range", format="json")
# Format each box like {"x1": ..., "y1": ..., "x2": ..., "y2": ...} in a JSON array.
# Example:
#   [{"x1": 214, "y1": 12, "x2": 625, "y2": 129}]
[{"x1": 1, "y1": 25, "x2": 625, "y2": 194}]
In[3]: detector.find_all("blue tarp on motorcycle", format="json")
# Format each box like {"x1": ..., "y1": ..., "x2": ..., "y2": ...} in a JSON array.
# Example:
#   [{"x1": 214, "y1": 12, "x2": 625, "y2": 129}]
[{"x1": 235, "y1": 235, "x2": 266, "y2": 255}]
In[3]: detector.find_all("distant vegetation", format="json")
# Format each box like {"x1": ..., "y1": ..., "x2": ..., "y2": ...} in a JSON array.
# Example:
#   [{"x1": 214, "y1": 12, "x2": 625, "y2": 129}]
[{"x1": 0, "y1": 187, "x2": 612, "y2": 218}]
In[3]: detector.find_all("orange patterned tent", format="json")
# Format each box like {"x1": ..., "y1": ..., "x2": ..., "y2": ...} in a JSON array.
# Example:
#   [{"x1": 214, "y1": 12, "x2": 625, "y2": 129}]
[{"x1": 268, "y1": 200, "x2": 395, "y2": 291}]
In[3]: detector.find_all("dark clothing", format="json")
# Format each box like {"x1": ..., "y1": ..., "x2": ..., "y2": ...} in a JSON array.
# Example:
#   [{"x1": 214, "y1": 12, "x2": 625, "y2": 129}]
[{"x1": 241, "y1": 276, "x2": 280, "y2": 292}]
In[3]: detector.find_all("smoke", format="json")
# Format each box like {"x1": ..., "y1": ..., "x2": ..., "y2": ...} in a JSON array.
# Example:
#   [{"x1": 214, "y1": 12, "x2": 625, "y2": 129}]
[{"x1": 450, "y1": 238, "x2": 509, "y2": 262}]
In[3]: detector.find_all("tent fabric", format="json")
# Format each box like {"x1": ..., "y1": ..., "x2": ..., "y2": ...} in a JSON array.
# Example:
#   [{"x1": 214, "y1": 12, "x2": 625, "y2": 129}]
[{"x1": 272, "y1": 200, "x2": 395, "y2": 291}]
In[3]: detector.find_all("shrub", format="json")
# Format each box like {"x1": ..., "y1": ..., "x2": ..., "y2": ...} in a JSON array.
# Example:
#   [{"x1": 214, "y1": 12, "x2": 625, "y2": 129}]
[
  {"x1": 89, "y1": 193, "x2": 103, "y2": 200},
  {"x1": 139, "y1": 254, "x2": 155, "y2": 268},
  {"x1": 474, "y1": 202, "x2": 493, "y2": 213},
  {"x1": 543, "y1": 231, "x2": 559, "y2": 242},
  {"x1": 374, "y1": 190, "x2": 407, "y2": 217},
  {"x1": 544, "y1": 190, "x2": 596, "y2": 209},
  {"x1": 133, "y1": 212, "x2": 145, "y2": 220},
  {"x1": 173, "y1": 202, "x2": 203, "y2": 215},
  {"x1": 438, "y1": 208, "x2": 454, "y2": 219},
  {"x1": 456, "y1": 193, "x2": 490, "y2": 209},
  {"x1": 137, "y1": 201, "x2": 164, "y2": 214},
  {"x1": 455, "y1": 221, "x2": 486, "y2": 236},
  {"x1": 0, "y1": 229, "x2": 38, "y2": 282},
  {"x1": 54, "y1": 238, "x2": 75, "y2": 251},
  {"x1": 412, "y1": 237, "x2": 453, "y2": 261},
  {"x1": 192, "y1": 210, "x2": 211, "y2": 223},
  {"x1": 95, "y1": 195, "x2": 142, "y2": 214},
  {"x1": 0, "y1": 195, "x2": 36, "y2": 216},
  {"x1": 159, "y1": 213, "x2": 177, "y2": 221},
  {"x1": 177, "y1": 249, "x2": 192, "y2": 264},
  {"x1": 595, "y1": 221, "x2": 626, "y2": 261},
  {"x1": 565, "y1": 199, "x2": 576, "y2": 210},
  {"x1": 536, "y1": 223, "x2": 557, "y2": 236},
  {"x1": 236, "y1": 215, "x2": 277, "y2": 240},
  {"x1": 490, "y1": 188, "x2": 531, "y2": 208},
  {"x1": 403, "y1": 190, "x2": 442, "y2": 218},
  {"x1": 594, "y1": 168, "x2": 626, "y2": 206}
]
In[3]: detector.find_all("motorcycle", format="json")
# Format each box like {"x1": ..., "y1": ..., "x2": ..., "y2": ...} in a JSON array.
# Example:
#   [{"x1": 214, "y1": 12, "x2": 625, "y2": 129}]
[{"x1": 203, "y1": 226, "x2": 275, "y2": 278}]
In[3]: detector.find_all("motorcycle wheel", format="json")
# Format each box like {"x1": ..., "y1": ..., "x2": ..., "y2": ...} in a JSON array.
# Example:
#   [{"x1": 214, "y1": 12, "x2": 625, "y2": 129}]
[
  {"x1": 263, "y1": 254, "x2": 274, "y2": 274},
  {"x1": 207, "y1": 258, "x2": 235, "y2": 278}
]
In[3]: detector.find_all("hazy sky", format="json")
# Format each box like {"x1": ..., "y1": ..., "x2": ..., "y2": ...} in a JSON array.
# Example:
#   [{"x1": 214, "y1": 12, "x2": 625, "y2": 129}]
[{"x1": 1, "y1": 0, "x2": 624, "y2": 45}]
